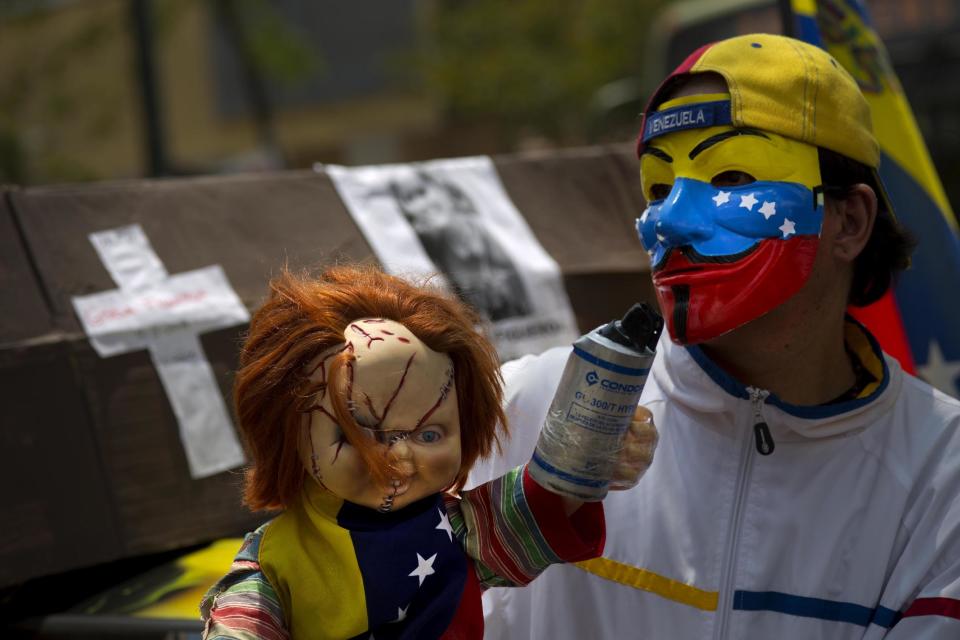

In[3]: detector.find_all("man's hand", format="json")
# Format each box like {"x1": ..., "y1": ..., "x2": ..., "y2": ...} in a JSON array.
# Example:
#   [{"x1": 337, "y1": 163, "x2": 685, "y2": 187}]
[
  {"x1": 610, "y1": 406, "x2": 658, "y2": 491},
  {"x1": 550, "y1": 405, "x2": 658, "y2": 515}
]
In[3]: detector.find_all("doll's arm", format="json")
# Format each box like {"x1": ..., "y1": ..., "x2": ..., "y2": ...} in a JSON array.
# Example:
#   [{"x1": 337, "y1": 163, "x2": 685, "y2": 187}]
[
  {"x1": 443, "y1": 464, "x2": 605, "y2": 590},
  {"x1": 201, "y1": 572, "x2": 287, "y2": 640},
  {"x1": 200, "y1": 530, "x2": 289, "y2": 640}
]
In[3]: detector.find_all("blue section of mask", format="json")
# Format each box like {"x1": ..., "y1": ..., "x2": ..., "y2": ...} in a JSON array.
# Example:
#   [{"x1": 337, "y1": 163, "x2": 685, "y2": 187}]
[{"x1": 636, "y1": 178, "x2": 824, "y2": 268}]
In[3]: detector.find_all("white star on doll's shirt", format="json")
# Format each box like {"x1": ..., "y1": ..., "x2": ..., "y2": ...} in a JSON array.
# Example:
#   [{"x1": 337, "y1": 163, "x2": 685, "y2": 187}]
[
  {"x1": 739, "y1": 193, "x2": 758, "y2": 210},
  {"x1": 392, "y1": 605, "x2": 409, "y2": 623},
  {"x1": 409, "y1": 553, "x2": 437, "y2": 586},
  {"x1": 436, "y1": 509, "x2": 454, "y2": 542}
]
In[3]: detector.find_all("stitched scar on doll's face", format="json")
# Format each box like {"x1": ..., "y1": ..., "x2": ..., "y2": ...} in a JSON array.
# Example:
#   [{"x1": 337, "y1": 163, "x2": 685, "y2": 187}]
[{"x1": 299, "y1": 318, "x2": 462, "y2": 512}]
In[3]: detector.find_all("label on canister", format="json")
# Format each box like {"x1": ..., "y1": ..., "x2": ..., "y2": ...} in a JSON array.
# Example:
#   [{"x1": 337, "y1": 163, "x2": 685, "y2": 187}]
[{"x1": 529, "y1": 335, "x2": 652, "y2": 500}]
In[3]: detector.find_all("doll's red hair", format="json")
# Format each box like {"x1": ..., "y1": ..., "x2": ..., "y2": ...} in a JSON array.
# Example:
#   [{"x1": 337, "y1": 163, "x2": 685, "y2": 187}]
[{"x1": 235, "y1": 264, "x2": 507, "y2": 511}]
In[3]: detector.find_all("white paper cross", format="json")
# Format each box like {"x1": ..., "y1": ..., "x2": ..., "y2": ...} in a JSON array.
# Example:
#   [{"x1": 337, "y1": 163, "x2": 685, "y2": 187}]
[{"x1": 71, "y1": 224, "x2": 248, "y2": 478}]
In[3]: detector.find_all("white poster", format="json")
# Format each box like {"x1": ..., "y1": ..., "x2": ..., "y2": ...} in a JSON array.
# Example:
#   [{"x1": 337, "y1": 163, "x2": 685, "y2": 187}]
[
  {"x1": 324, "y1": 156, "x2": 579, "y2": 360},
  {"x1": 71, "y1": 224, "x2": 248, "y2": 478}
]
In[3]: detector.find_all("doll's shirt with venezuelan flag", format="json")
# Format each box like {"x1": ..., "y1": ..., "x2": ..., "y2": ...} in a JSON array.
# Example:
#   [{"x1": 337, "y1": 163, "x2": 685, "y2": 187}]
[{"x1": 200, "y1": 465, "x2": 604, "y2": 640}]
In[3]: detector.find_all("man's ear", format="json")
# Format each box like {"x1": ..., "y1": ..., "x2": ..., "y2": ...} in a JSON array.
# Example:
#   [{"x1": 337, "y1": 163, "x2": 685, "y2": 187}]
[{"x1": 831, "y1": 183, "x2": 877, "y2": 263}]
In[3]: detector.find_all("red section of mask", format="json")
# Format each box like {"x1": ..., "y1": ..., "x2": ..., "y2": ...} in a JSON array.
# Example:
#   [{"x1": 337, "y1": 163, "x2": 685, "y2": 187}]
[{"x1": 654, "y1": 236, "x2": 820, "y2": 344}]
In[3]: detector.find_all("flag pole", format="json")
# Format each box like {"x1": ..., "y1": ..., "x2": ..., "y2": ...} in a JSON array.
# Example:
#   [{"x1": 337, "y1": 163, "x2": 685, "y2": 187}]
[{"x1": 778, "y1": 0, "x2": 796, "y2": 38}]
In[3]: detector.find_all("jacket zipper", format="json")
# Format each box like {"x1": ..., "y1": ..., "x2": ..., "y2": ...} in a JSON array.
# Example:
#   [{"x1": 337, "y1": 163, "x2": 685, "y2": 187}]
[
  {"x1": 749, "y1": 387, "x2": 774, "y2": 455},
  {"x1": 713, "y1": 387, "x2": 770, "y2": 640}
]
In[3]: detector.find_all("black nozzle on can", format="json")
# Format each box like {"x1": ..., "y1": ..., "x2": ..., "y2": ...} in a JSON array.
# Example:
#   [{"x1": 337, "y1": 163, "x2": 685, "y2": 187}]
[{"x1": 598, "y1": 303, "x2": 664, "y2": 353}]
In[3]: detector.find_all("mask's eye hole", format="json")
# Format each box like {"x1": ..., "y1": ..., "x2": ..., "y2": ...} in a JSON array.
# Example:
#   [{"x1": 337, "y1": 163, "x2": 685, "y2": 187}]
[
  {"x1": 648, "y1": 183, "x2": 672, "y2": 201},
  {"x1": 711, "y1": 170, "x2": 755, "y2": 188}
]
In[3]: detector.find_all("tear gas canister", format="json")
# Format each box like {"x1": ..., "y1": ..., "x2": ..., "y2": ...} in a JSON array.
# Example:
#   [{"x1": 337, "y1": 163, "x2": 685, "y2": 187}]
[{"x1": 528, "y1": 303, "x2": 663, "y2": 501}]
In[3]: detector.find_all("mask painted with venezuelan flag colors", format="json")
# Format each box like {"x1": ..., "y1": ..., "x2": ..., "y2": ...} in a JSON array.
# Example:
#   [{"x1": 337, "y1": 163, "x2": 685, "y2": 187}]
[{"x1": 637, "y1": 93, "x2": 826, "y2": 344}]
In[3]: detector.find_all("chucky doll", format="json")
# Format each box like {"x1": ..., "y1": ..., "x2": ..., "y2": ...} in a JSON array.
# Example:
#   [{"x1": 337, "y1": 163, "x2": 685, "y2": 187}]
[{"x1": 201, "y1": 265, "x2": 657, "y2": 639}]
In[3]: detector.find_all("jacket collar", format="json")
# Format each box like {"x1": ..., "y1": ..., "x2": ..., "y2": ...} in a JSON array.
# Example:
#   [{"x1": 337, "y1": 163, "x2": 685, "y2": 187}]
[{"x1": 652, "y1": 316, "x2": 902, "y2": 439}]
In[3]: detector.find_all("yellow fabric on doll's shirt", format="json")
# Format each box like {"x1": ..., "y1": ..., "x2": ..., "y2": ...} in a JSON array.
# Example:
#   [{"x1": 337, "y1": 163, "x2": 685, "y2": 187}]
[{"x1": 259, "y1": 483, "x2": 368, "y2": 640}]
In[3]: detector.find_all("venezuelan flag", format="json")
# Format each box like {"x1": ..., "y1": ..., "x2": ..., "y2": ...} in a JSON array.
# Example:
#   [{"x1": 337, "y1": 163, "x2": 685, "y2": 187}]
[{"x1": 784, "y1": 0, "x2": 960, "y2": 398}]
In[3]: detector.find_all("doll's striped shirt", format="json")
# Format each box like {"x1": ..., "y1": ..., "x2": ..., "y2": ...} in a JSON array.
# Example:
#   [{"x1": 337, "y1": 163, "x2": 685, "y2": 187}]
[{"x1": 200, "y1": 465, "x2": 604, "y2": 640}]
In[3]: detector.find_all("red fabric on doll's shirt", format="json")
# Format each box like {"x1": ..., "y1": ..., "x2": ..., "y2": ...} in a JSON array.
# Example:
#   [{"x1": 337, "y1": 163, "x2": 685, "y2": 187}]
[
  {"x1": 440, "y1": 564, "x2": 483, "y2": 639},
  {"x1": 522, "y1": 466, "x2": 606, "y2": 562},
  {"x1": 440, "y1": 467, "x2": 606, "y2": 639}
]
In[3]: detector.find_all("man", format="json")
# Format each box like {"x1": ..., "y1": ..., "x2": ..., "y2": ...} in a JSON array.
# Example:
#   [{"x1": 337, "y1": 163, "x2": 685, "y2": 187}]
[{"x1": 468, "y1": 34, "x2": 960, "y2": 638}]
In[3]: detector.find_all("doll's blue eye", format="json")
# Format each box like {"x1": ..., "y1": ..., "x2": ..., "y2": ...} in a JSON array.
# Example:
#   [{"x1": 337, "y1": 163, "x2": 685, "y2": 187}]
[
  {"x1": 331, "y1": 426, "x2": 349, "y2": 446},
  {"x1": 416, "y1": 429, "x2": 442, "y2": 444}
]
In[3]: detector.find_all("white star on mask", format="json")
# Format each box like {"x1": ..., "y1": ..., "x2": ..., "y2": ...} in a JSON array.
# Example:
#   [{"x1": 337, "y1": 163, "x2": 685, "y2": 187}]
[
  {"x1": 739, "y1": 193, "x2": 758, "y2": 211},
  {"x1": 392, "y1": 605, "x2": 409, "y2": 623},
  {"x1": 779, "y1": 218, "x2": 797, "y2": 237},
  {"x1": 759, "y1": 201, "x2": 777, "y2": 220},
  {"x1": 409, "y1": 552, "x2": 437, "y2": 586},
  {"x1": 436, "y1": 509, "x2": 454, "y2": 542},
  {"x1": 712, "y1": 190, "x2": 731, "y2": 206}
]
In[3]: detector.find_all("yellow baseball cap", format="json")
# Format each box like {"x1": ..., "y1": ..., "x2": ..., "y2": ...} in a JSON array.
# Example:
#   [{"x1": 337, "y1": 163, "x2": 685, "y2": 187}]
[{"x1": 638, "y1": 33, "x2": 880, "y2": 169}]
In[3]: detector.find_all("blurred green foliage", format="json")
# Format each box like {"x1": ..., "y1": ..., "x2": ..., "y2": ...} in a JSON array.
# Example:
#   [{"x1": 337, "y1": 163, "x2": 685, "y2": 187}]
[
  {"x1": 0, "y1": 1, "x2": 153, "y2": 185},
  {"x1": 229, "y1": 0, "x2": 323, "y2": 86},
  {"x1": 419, "y1": 0, "x2": 666, "y2": 146},
  {"x1": 0, "y1": 0, "x2": 665, "y2": 184},
  {"x1": 0, "y1": 0, "x2": 319, "y2": 185}
]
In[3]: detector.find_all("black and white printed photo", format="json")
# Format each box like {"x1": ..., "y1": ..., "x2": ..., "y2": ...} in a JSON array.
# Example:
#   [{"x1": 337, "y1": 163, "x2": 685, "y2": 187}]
[{"x1": 386, "y1": 170, "x2": 532, "y2": 322}]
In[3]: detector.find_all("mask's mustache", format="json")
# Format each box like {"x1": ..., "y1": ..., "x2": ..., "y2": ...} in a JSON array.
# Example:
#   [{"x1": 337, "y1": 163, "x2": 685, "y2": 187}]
[{"x1": 654, "y1": 243, "x2": 763, "y2": 273}]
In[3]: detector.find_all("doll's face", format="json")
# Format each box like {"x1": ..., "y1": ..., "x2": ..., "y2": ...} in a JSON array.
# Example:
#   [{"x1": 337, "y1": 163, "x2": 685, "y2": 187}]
[{"x1": 300, "y1": 318, "x2": 462, "y2": 512}]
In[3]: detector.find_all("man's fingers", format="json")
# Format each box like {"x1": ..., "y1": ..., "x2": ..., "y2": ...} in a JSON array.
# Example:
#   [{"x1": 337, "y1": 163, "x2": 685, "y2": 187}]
[
  {"x1": 624, "y1": 408, "x2": 658, "y2": 445},
  {"x1": 633, "y1": 405, "x2": 653, "y2": 425},
  {"x1": 609, "y1": 406, "x2": 658, "y2": 490},
  {"x1": 622, "y1": 435, "x2": 657, "y2": 461}
]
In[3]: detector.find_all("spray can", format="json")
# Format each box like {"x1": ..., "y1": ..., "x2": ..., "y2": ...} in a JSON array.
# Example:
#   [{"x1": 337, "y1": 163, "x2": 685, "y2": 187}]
[{"x1": 528, "y1": 303, "x2": 663, "y2": 501}]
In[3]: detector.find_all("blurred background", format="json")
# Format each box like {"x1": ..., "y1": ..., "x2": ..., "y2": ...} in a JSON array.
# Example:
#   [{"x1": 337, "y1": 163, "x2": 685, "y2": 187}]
[
  {"x1": 0, "y1": 0, "x2": 666, "y2": 184},
  {"x1": 1, "y1": 0, "x2": 957, "y2": 205},
  {"x1": 2, "y1": 1, "x2": 958, "y2": 638}
]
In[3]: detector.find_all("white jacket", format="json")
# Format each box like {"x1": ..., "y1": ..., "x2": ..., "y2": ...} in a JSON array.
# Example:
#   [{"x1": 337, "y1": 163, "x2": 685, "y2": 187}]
[{"x1": 467, "y1": 323, "x2": 960, "y2": 639}]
